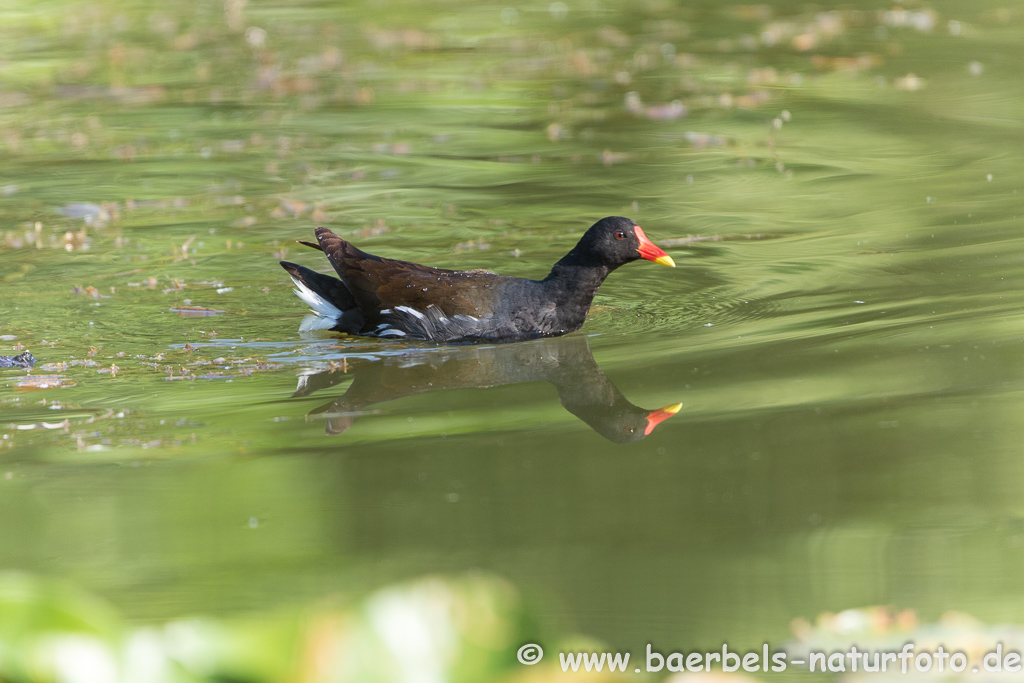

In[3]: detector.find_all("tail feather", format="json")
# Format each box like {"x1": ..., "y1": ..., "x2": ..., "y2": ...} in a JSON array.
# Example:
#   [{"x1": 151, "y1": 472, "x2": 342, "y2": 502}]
[{"x1": 280, "y1": 261, "x2": 365, "y2": 333}]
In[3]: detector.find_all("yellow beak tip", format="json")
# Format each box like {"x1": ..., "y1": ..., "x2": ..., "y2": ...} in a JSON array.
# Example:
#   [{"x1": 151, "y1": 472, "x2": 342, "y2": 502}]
[
  {"x1": 662, "y1": 402, "x2": 683, "y2": 415},
  {"x1": 654, "y1": 254, "x2": 675, "y2": 267}
]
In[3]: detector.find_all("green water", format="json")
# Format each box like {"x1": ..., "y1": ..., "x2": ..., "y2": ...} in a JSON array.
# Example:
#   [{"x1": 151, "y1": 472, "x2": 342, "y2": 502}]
[{"x1": 2, "y1": 0, "x2": 1024, "y2": 679}]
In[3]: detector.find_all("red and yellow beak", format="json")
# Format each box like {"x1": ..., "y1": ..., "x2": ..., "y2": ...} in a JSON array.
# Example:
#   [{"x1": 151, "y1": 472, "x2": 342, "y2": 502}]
[
  {"x1": 633, "y1": 226, "x2": 675, "y2": 267},
  {"x1": 644, "y1": 402, "x2": 682, "y2": 435}
]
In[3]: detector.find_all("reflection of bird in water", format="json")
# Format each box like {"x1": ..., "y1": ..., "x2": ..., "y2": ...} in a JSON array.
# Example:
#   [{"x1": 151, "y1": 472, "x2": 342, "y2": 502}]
[{"x1": 293, "y1": 335, "x2": 680, "y2": 443}]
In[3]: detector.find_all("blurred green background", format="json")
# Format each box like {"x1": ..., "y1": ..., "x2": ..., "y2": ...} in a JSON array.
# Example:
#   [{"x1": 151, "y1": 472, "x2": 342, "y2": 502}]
[{"x1": 2, "y1": 0, "x2": 1024, "y2": 680}]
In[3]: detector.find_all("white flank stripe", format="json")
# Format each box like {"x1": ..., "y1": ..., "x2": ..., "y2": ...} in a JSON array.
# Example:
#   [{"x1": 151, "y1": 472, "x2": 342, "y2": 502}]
[
  {"x1": 378, "y1": 328, "x2": 407, "y2": 337},
  {"x1": 395, "y1": 305, "x2": 426, "y2": 320}
]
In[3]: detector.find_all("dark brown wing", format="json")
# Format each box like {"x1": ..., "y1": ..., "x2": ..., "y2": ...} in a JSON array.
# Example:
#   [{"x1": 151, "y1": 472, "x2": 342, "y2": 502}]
[{"x1": 314, "y1": 227, "x2": 501, "y2": 319}]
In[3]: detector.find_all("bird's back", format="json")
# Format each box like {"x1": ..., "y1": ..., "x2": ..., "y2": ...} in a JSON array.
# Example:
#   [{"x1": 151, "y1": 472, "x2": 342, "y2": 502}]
[{"x1": 309, "y1": 227, "x2": 563, "y2": 341}]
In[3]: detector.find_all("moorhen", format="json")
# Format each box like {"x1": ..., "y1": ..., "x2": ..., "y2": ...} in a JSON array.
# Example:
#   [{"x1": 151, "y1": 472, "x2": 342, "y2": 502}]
[
  {"x1": 280, "y1": 216, "x2": 674, "y2": 343},
  {"x1": 294, "y1": 335, "x2": 682, "y2": 442}
]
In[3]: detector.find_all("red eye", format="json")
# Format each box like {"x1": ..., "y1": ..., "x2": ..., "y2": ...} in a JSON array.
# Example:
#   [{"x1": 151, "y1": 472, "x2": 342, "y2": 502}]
[{"x1": 614, "y1": 230, "x2": 626, "y2": 240}]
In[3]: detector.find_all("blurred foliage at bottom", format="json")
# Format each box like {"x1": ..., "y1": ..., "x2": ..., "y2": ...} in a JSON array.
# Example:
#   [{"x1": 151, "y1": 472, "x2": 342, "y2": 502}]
[{"x1": 0, "y1": 572, "x2": 557, "y2": 683}]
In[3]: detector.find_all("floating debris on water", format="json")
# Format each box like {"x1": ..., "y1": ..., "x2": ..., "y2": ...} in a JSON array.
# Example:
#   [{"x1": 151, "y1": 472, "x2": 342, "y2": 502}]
[
  {"x1": 163, "y1": 279, "x2": 186, "y2": 293},
  {"x1": 56, "y1": 202, "x2": 110, "y2": 225},
  {"x1": 14, "y1": 419, "x2": 69, "y2": 430},
  {"x1": 0, "y1": 351, "x2": 35, "y2": 368},
  {"x1": 14, "y1": 375, "x2": 75, "y2": 391},
  {"x1": 271, "y1": 198, "x2": 309, "y2": 219},
  {"x1": 96, "y1": 364, "x2": 120, "y2": 376},
  {"x1": 170, "y1": 306, "x2": 225, "y2": 317},
  {"x1": 894, "y1": 73, "x2": 925, "y2": 91},
  {"x1": 454, "y1": 238, "x2": 491, "y2": 253},
  {"x1": 624, "y1": 91, "x2": 688, "y2": 120},
  {"x1": 69, "y1": 285, "x2": 108, "y2": 298},
  {"x1": 684, "y1": 131, "x2": 730, "y2": 148}
]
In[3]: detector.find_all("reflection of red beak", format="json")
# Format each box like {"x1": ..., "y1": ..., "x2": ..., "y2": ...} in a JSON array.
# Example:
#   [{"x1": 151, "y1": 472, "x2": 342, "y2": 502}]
[
  {"x1": 644, "y1": 402, "x2": 682, "y2": 435},
  {"x1": 634, "y1": 226, "x2": 675, "y2": 267}
]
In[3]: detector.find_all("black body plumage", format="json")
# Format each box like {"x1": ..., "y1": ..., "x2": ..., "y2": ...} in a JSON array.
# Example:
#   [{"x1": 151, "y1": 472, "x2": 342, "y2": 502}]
[{"x1": 280, "y1": 216, "x2": 671, "y2": 343}]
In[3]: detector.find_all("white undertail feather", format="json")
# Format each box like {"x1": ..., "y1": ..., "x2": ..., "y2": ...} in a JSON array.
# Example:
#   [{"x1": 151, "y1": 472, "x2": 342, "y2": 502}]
[
  {"x1": 299, "y1": 315, "x2": 339, "y2": 332},
  {"x1": 290, "y1": 275, "x2": 343, "y2": 332}
]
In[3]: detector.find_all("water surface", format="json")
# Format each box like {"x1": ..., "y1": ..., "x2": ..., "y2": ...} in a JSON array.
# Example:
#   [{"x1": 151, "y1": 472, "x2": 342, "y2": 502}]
[{"x1": 1, "y1": 0, "x2": 1024, "y2": 678}]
